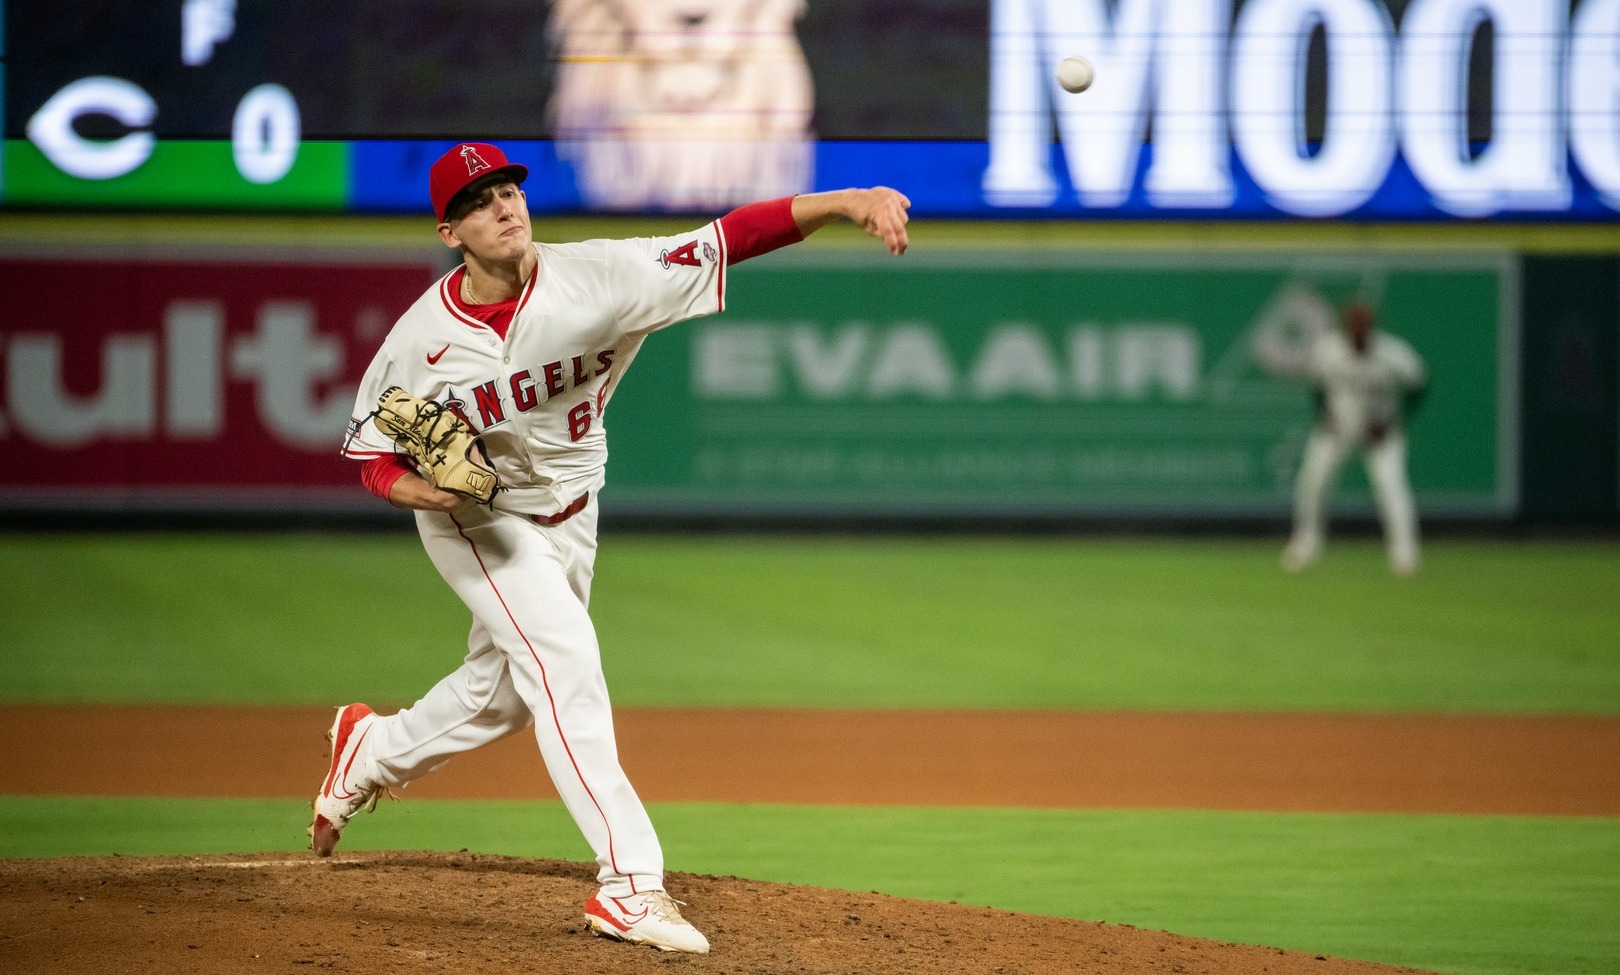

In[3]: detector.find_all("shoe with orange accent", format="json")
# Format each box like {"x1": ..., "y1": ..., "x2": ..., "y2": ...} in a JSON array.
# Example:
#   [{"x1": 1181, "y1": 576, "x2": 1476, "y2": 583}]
[
  {"x1": 584, "y1": 890, "x2": 710, "y2": 954},
  {"x1": 308, "y1": 703, "x2": 386, "y2": 857}
]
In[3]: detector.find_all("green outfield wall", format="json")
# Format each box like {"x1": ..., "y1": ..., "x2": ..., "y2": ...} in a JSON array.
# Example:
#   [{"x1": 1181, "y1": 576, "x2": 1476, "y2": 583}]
[{"x1": 1519, "y1": 255, "x2": 1620, "y2": 522}]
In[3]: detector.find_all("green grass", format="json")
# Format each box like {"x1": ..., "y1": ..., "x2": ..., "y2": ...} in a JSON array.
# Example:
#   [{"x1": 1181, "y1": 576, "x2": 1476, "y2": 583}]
[
  {"x1": 2, "y1": 533, "x2": 1617, "y2": 713},
  {"x1": 4, "y1": 532, "x2": 1617, "y2": 975},
  {"x1": 1, "y1": 797, "x2": 1614, "y2": 975}
]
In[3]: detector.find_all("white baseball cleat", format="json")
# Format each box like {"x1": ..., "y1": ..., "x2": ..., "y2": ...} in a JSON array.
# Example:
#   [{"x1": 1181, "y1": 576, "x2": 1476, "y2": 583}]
[
  {"x1": 584, "y1": 890, "x2": 710, "y2": 954},
  {"x1": 1281, "y1": 540, "x2": 1319, "y2": 573},
  {"x1": 308, "y1": 703, "x2": 387, "y2": 857}
]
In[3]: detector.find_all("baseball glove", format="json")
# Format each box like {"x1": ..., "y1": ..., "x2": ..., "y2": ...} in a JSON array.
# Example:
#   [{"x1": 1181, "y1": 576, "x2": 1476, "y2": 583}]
[{"x1": 372, "y1": 386, "x2": 500, "y2": 504}]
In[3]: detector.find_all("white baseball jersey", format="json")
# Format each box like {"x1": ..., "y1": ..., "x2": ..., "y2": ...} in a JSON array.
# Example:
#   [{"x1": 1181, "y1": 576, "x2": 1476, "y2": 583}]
[
  {"x1": 334, "y1": 223, "x2": 731, "y2": 899},
  {"x1": 1304, "y1": 330, "x2": 1425, "y2": 442},
  {"x1": 344, "y1": 226, "x2": 728, "y2": 515}
]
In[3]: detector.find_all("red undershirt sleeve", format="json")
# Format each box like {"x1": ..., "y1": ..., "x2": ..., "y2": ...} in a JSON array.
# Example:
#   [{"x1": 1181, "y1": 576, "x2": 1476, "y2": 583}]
[
  {"x1": 360, "y1": 454, "x2": 414, "y2": 502},
  {"x1": 718, "y1": 196, "x2": 803, "y2": 266}
]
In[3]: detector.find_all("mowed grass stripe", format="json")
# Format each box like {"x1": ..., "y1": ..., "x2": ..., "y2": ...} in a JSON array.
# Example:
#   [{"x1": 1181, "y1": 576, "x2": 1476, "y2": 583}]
[{"x1": 1, "y1": 534, "x2": 1616, "y2": 714}]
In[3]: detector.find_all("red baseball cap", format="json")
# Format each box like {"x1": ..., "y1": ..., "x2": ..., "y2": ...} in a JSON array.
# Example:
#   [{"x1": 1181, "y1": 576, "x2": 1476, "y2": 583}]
[{"x1": 429, "y1": 142, "x2": 529, "y2": 221}]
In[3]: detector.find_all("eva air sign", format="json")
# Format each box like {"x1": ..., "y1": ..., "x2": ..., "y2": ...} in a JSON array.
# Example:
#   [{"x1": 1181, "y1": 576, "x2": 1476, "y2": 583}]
[
  {"x1": 985, "y1": 0, "x2": 1619, "y2": 217},
  {"x1": 604, "y1": 253, "x2": 1512, "y2": 517}
]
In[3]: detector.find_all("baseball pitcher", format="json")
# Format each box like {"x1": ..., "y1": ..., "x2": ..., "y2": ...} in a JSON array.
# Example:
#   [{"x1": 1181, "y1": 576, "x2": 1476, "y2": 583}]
[{"x1": 313, "y1": 141, "x2": 909, "y2": 954}]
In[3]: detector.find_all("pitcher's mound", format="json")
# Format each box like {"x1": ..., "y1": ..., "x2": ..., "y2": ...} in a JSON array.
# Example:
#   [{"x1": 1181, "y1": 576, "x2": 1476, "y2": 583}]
[{"x1": 0, "y1": 851, "x2": 1435, "y2": 974}]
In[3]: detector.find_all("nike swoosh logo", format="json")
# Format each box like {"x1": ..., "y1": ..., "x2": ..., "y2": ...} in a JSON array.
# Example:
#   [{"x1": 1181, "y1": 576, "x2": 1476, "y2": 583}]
[
  {"x1": 585, "y1": 896, "x2": 645, "y2": 932},
  {"x1": 611, "y1": 897, "x2": 649, "y2": 924},
  {"x1": 427, "y1": 344, "x2": 450, "y2": 365},
  {"x1": 330, "y1": 726, "x2": 372, "y2": 800}
]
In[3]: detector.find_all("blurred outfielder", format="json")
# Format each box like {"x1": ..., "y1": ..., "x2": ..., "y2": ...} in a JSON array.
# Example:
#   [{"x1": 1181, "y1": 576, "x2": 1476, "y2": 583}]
[{"x1": 1255, "y1": 302, "x2": 1427, "y2": 575}]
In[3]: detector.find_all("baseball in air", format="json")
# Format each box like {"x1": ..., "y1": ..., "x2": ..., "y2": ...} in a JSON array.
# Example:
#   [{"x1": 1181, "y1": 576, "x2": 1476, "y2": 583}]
[{"x1": 1057, "y1": 55, "x2": 1095, "y2": 93}]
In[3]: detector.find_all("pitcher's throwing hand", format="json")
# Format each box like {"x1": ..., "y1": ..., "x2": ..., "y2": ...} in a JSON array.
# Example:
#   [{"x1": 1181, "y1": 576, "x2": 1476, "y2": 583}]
[{"x1": 790, "y1": 187, "x2": 911, "y2": 255}]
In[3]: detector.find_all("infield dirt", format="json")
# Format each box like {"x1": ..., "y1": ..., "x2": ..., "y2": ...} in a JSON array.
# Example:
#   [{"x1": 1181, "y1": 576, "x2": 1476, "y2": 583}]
[{"x1": 3, "y1": 705, "x2": 1617, "y2": 974}]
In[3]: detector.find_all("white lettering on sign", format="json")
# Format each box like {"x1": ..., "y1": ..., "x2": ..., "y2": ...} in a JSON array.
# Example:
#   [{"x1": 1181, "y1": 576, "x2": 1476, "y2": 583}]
[
  {"x1": 1571, "y1": 0, "x2": 1620, "y2": 210},
  {"x1": 788, "y1": 325, "x2": 871, "y2": 398},
  {"x1": 868, "y1": 325, "x2": 957, "y2": 399},
  {"x1": 1400, "y1": 0, "x2": 1569, "y2": 215},
  {"x1": 984, "y1": 0, "x2": 1618, "y2": 216},
  {"x1": 693, "y1": 323, "x2": 779, "y2": 398},
  {"x1": 182, "y1": 0, "x2": 237, "y2": 67},
  {"x1": 985, "y1": 0, "x2": 1233, "y2": 209},
  {"x1": 2, "y1": 300, "x2": 352, "y2": 449},
  {"x1": 27, "y1": 72, "x2": 302, "y2": 185},
  {"x1": 1232, "y1": 0, "x2": 1396, "y2": 216},
  {"x1": 165, "y1": 301, "x2": 226, "y2": 437},
  {"x1": 229, "y1": 302, "x2": 350, "y2": 448},
  {"x1": 1114, "y1": 325, "x2": 1202, "y2": 399},
  {"x1": 232, "y1": 84, "x2": 302, "y2": 184},
  {"x1": 7, "y1": 334, "x2": 157, "y2": 446},
  {"x1": 971, "y1": 323, "x2": 1063, "y2": 400},
  {"x1": 26, "y1": 77, "x2": 157, "y2": 180},
  {"x1": 694, "y1": 321, "x2": 1202, "y2": 402}
]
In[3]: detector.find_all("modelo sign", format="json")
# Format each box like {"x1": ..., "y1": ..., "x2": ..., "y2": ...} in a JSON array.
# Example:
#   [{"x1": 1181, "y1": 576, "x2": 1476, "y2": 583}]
[{"x1": 985, "y1": 0, "x2": 1619, "y2": 217}]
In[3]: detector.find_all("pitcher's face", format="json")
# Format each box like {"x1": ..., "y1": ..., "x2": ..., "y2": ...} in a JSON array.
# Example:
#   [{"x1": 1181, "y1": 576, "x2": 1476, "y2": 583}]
[{"x1": 439, "y1": 181, "x2": 533, "y2": 262}]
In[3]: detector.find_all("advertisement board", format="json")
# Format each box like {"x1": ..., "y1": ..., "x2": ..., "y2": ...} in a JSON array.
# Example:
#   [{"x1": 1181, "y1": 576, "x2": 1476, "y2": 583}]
[
  {"x1": 603, "y1": 251, "x2": 1517, "y2": 517},
  {"x1": 0, "y1": 252, "x2": 442, "y2": 509},
  {"x1": 4, "y1": 0, "x2": 1615, "y2": 220},
  {"x1": 0, "y1": 246, "x2": 1514, "y2": 519}
]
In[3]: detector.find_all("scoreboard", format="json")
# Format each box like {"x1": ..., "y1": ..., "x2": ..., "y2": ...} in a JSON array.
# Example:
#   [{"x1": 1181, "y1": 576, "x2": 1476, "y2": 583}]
[{"x1": 2, "y1": 0, "x2": 1616, "y2": 219}]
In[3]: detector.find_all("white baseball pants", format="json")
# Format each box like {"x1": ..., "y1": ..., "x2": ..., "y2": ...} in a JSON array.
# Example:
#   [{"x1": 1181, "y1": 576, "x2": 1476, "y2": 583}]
[
  {"x1": 1287, "y1": 426, "x2": 1420, "y2": 573},
  {"x1": 361, "y1": 495, "x2": 665, "y2": 898}
]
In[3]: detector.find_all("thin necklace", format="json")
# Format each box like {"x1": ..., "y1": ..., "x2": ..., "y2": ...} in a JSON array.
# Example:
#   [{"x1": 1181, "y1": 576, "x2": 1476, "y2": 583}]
[{"x1": 463, "y1": 263, "x2": 530, "y2": 305}]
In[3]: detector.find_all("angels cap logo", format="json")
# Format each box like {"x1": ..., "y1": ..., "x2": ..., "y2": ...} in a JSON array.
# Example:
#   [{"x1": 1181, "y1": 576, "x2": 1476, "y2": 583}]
[
  {"x1": 429, "y1": 142, "x2": 530, "y2": 221},
  {"x1": 460, "y1": 144, "x2": 492, "y2": 177}
]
